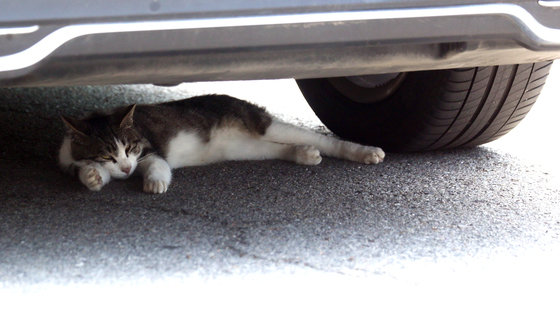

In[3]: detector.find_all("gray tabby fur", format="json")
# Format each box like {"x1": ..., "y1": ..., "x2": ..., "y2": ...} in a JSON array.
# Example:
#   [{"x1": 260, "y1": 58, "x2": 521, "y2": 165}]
[{"x1": 59, "y1": 95, "x2": 385, "y2": 193}]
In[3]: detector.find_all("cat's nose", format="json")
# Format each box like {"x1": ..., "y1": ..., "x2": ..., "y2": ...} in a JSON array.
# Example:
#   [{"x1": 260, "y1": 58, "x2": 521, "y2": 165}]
[{"x1": 121, "y1": 166, "x2": 131, "y2": 175}]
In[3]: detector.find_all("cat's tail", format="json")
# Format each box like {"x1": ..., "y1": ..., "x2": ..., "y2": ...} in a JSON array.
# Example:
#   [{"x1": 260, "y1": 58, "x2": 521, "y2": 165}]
[{"x1": 263, "y1": 119, "x2": 384, "y2": 164}]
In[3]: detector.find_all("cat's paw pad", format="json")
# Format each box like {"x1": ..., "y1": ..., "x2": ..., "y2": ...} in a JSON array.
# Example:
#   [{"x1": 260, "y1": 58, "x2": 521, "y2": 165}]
[
  {"x1": 80, "y1": 167, "x2": 104, "y2": 191},
  {"x1": 294, "y1": 145, "x2": 322, "y2": 165},
  {"x1": 360, "y1": 147, "x2": 385, "y2": 164},
  {"x1": 143, "y1": 178, "x2": 169, "y2": 194}
]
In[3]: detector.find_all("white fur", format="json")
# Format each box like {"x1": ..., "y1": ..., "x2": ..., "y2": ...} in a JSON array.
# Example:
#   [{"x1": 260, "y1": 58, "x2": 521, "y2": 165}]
[
  {"x1": 102, "y1": 139, "x2": 138, "y2": 179},
  {"x1": 58, "y1": 137, "x2": 75, "y2": 172},
  {"x1": 163, "y1": 120, "x2": 383, "y2": 172},
  {"x1": 264, "y1": 119, "x2": 385, "y2": 164},
  {"x1": 138, "y1": 154, "x2": 172, "y2": 194},
  {"x1": 164, "y1": 131, "x2": 206, "y2": 168},
  {"x1": 59, "y1": 136, "x2": 141, "y2": 191},
  {"x1": 78, "y1": 164, "x2": 111, "y2": 191},
  {"x1": 165, "y1": 128, "x2": 300, "y2": 168},
  {"x1": 59, "y1": 136, "x2": 90, "y2": 171},
  {"x1": 61, "y1": 117, "x2": 384, "y2": 194}
]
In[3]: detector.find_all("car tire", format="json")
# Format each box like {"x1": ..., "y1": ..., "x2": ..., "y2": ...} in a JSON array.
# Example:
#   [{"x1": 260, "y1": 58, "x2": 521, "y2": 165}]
[{"x1": 296, "y1": 61, "x2": 553, "y2": 152}]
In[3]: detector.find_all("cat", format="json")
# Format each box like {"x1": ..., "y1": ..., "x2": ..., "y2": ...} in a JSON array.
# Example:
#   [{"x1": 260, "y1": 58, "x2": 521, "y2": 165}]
[{"x1": 59, "y1": 95, "x2": 385, "y2": 193}]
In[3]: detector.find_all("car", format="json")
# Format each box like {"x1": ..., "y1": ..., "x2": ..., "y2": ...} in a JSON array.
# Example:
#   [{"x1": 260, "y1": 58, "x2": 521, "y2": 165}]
[{"x1": 1, "y1": 0, "x2": 559, "y2": 151}]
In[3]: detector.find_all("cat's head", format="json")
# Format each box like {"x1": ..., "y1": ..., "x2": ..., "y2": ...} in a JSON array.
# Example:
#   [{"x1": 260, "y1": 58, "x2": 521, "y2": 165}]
[{"x1": 61, "y1": 104, "x2": 145, "y2": 179}]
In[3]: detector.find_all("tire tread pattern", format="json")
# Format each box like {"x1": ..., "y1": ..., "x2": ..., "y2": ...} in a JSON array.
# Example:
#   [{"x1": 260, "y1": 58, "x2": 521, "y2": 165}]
[{"x1": 296, "y1": 61, "x2": 552, "y2": 152}]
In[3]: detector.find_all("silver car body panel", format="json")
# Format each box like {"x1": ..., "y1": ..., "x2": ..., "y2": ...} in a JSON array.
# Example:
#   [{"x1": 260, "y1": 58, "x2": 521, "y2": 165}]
[{"x1": 1, "y1": 1, "x2": 560, "y2": 85}]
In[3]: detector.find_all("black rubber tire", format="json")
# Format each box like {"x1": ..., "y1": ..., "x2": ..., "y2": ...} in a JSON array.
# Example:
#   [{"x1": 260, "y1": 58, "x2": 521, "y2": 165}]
[{"x1": 296, "y1": 61, "x2": 553, "y2": 152}]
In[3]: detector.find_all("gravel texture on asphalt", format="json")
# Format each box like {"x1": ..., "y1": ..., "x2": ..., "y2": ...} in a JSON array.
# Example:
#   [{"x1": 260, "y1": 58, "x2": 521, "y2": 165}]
[
  {"x1": 1, "y1": 148, "x2": 559, "y2": 284},
  {"x1": 1, "y1": 79, "x2": 559, "y2": 323}
]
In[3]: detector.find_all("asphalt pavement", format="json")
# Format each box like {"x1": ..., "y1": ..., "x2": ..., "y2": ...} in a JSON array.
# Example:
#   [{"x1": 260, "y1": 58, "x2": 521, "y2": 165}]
[{"x1": 1, "y1": 64, "x2": 559, "y2": 323}]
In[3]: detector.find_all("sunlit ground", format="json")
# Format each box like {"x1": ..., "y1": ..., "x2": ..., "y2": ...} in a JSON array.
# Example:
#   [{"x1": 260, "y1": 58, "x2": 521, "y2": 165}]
[{"x1": 485, "y1": 62, "x2": 560, "y2": 172}]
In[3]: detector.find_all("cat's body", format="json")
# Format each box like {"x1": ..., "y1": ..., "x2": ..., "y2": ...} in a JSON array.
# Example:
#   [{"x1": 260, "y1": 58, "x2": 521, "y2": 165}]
[{"x1": 59, "y1": 95, "x2": 384, "y2": 193}]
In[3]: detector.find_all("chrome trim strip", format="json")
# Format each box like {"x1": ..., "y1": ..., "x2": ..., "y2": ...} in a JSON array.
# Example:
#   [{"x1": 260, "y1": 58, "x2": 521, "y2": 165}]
[
  {"x1": 0, "y1": 25, "x2": 39, "y2": 36},
  {"x1": 538, "y1": 1, "x2": 560, "y2": 8},
  {"x1": 1, "y1": 3, "x2": 560, "y2": 73}
]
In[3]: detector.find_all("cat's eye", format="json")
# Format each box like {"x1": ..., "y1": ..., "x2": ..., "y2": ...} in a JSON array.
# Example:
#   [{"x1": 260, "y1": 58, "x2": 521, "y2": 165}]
[{"x1": 127, "y1": 145, "x2": 140, "y2": 155}]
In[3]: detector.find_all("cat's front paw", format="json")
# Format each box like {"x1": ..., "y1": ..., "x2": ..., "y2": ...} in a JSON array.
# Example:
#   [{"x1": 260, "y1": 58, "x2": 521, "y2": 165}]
[
  {"x1": 294, "y1": 145, "x2": 322, "y2": 165},
  {"x1": 143, "y1": 178, "x2": 169, "y2": 194},
  {"x1": 79, "y1": 166, "x2": 105, "y2": 191},
  {"x1": 360, "y1": 146, "x2": 385, "y2": 164}
]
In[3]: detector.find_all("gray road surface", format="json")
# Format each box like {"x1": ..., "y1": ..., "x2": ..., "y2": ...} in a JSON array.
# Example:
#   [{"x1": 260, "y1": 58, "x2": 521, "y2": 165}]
[{"x1": 1, "y1": 63, "x2": 560, "y2": 323}]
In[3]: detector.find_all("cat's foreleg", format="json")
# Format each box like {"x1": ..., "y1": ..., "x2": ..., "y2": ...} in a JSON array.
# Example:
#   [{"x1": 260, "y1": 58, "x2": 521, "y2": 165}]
[
  {"x1": 78, "y1": 163, "x2": 111, "y2": 191},
  {"x1": 59, "y1": 136, "x2": 111, "y2": 191},
  {"x1": 138, "y1": 154, "x2": 172, "y2": 194},
  {"x1": 264, "y1": 120, "x2": 385, "y2": 164}
]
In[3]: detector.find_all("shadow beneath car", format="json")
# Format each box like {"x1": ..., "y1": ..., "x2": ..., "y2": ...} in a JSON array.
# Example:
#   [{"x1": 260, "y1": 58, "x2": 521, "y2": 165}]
[
  {"x1": 0, "y1": 85, "x2": 193, "y2": 160},
  {"x1": 1, "y1": 146, "x2": 557, "y2": 284}
]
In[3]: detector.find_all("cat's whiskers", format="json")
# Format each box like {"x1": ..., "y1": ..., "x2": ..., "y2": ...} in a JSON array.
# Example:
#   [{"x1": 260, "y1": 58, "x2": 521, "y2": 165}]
[{"x1": 59, "y1": 94, "x2": 385, "y2": 194}]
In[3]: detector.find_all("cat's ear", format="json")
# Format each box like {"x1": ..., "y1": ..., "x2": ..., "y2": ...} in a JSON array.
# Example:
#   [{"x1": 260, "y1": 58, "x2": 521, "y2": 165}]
[
  {"x1": 60, "y1": 115, "x2": 88, "y2": 137},
  {"x1": 120, "y1": 104, "x2": 136, "y2": 129}
]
